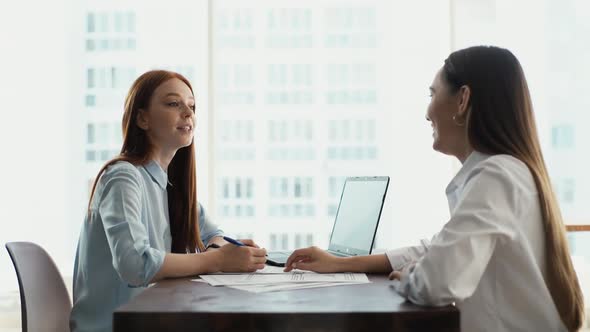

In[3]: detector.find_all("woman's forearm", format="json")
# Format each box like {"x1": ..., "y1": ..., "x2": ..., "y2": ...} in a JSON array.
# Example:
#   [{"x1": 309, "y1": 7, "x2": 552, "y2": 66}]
[
  {"x1": 206, "y1": 235, "x2": 227, "y2": 248},
  {"x1": 337, "y1": 253, "x2": 393, "y2": 273},
  {"x1": 150, "y1": 251, "x2": 221, "y2": 282}
]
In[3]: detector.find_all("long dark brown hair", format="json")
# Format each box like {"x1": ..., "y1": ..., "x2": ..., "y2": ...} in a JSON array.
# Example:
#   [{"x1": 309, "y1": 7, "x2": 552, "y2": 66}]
[
  {"x1": 443, "y1": 46, "x2": 584, "y2": 331},
  {"x1": 87, "y1": 70, "x2": 205, "y2": 253}
]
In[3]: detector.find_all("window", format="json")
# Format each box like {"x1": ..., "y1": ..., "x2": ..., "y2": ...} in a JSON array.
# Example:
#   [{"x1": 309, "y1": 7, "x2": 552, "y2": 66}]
[
  {"x1": 555, "y1": 178, "x2": 576, "y2": 204},
  {"x1": 85, "y1": 94, "x2": 95, "y2": 107},
  {"x1": 551, "y1": 125, "x2": 575, "y2": 149},
  {"x1": 87, "y1": 68, "x2": 95, "y2": 88},
  {"x1": 87, "y1": 124, "x2": 95, "y2": 144},
  {"x1": 3, "y1": 4, "x2": 590, "y2": 331},
  {"x1": 218, "y1": 177, "x2": 255, "y2": 218},
  {"x1": 87, "y1": 13, "x2": 95, "y2": 33},
  {"x1": 86, "y1": 150, "x2": 96, "y2": 162}
]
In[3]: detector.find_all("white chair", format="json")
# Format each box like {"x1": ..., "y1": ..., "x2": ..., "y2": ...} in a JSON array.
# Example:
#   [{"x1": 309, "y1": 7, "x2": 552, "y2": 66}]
[{"x1": 5, "y1": 241, "x2": 72, "y2": 332}]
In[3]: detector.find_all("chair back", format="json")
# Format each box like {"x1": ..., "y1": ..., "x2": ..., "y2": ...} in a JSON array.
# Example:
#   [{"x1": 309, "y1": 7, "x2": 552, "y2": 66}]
[{"x1": 5, "y1": 241, "x2": 72, "y2": 332}]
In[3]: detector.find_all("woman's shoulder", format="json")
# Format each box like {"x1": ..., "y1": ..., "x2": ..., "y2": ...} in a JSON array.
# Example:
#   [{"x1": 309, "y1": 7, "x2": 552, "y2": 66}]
[
  {"x1": 100, "y1": 160, "x2": 143, "y2": 184},
  {"x1": 482, "y1": 153, "x2": 527, "y2": 170},
  {"x1": 105, "y1": 160, "x2": 141, "y2": 175},
  {"x1": 90, "y1": 161, "x2": 145, "y2": 208},
  {"x1": 474, "y1": 153, "x2": 536, "y2": 192}
]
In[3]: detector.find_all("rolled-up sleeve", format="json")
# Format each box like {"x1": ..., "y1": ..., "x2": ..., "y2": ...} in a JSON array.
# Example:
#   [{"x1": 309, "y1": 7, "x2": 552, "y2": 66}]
[
  {"x1": 385, "y1": 238, "x2": 431, "y2": 271},
  {"x1": 198, "y1": 203, "x2": 224, "y2": 244},
  {"x1": 98, "y1": 167, "x2": 165, "y2": 287},
  {"x1": 392, "y1": 162, "x2": 517, "y2": 306}
]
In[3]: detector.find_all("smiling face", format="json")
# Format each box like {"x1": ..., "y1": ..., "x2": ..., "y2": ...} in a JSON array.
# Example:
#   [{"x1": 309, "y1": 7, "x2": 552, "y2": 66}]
[
  {"x1": 136, "y1": 78, "x2": 196, "y2": 157},
  {"x1": 426, "y1": 68, "x2": 471, "y2": 160}
]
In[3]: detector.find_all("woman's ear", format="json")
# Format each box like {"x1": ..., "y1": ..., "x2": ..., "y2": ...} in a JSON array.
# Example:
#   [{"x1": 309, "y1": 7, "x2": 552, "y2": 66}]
[
  {"x1": 457, "y1": 85, "x2": 471, "y2": 117},
  {"x1": 136, "y1": 109, "x2": 149, "y2": 130}
]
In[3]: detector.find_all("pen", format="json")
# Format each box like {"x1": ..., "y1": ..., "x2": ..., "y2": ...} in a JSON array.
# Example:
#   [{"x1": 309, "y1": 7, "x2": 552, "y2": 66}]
[{"x1": 223, "y1": 236, "x2": 246, "y2": 247}]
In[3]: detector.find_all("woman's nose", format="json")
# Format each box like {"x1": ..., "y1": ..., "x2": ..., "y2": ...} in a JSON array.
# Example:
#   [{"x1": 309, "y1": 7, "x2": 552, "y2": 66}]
[{"x1": 182, "y1": 106, "x2": 193, "y2": 117}]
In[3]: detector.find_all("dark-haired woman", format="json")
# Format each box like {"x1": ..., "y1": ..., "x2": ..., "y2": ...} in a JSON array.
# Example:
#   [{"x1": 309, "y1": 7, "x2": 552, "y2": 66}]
[
  {"x1": 70, "y1": 70, "x2": 267, "y2": 332},
  {"x1": 285, "y1": 46, "x2": 584, "y2": 331}
]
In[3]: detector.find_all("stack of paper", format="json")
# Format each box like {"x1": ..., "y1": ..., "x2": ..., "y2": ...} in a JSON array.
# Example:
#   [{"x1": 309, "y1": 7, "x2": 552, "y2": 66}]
[{"x1": 194, "y1": 266, "x2": 370, "y2": 293}]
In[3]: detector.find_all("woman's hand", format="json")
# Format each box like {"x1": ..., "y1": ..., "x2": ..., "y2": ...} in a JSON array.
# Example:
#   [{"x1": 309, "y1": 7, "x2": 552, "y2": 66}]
[
  {"x1": 283, "y1": 246, "x2": 343, "y2": 273},
  {"x1": 216, "y1": 239, "x2": 267, "y2": 272},
  {"x1": 388, "y1": 271, "x2": 401, "y2": 280},
  {"x1": 389, "y1": 261, "x2": 416, "y2": 280},
  {"x1": 238, "y1": 239, "x2": 261, "y2": 248}
]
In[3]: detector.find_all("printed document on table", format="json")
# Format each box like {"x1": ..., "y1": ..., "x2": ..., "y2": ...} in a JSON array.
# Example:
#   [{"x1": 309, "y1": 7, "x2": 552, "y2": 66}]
[
  {"x1": 227, "y1": 281, "x2": 362, "y2": 293},
  {"x1": 199, "y1": 272, "x2": 369, "y2": 286},
  {"x1": 208, "y1": 265, "x2": 315, "y2": 275}
]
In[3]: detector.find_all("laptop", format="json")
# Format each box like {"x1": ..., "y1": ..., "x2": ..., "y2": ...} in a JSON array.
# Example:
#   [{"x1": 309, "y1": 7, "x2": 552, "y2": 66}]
[{"x1": 266, "y1": 176, "x2": 390, "y2": 267}]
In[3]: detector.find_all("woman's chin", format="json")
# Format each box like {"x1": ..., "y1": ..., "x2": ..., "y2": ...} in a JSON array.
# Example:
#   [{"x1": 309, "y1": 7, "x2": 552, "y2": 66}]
[
  {"x1": 173, "y1": 140, "x2": 193, "y2": 151},
  {"x1": 432, "y1": 142, "x2": 440, "y2": 153},
  {"x1": 182, "y1": 137, "x2": 194, "y2": 147},
  {"x1": 431, "y1": 135, "x2": 439, "y2": 149},
  {"x1": 432, "y1": 138, "x2": 445, "y2": 154}
]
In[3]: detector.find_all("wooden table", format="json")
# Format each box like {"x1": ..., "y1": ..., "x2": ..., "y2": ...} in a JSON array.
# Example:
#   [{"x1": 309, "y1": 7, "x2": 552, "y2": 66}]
[{"x1": 114, "y1": 274, "x2": 459, "y2": 332}]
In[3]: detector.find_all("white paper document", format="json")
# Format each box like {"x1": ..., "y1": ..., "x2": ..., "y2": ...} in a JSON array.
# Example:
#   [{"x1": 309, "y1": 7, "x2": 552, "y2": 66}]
[
  {"x1": 209, "y1": 265, "x2": 315, "y2": 275},
  {"x1": 193, "y1": 267, "x2": 370, "y2": 293},
  {"x1": 227, "y1": 281, "x2": 362, "y2": 293},
  {"x1": 198, "y1": 272, "x2": 369, "y2": 287}
]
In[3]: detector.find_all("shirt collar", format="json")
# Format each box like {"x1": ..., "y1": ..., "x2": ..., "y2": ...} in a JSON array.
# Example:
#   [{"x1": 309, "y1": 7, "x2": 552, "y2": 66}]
[
  {"x1": 143, "y1": 160, "x2": 168, "y2": 190},
  {"x1": 445, "y1": 150, "x2": 491, "y2": 196}
]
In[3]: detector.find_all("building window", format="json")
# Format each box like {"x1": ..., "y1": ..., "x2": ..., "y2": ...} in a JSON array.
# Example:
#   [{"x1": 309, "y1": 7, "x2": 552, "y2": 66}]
[
  {"x1": 306, "y1": 234, "x2": 313, "y2": 246},
  {"x1": 246, "y1": 179, "x2": 253, "y2": 198},
  {"x1": 218, "y1": 177, "x2": 255, "y2": 218},
  {"x1": 114, "y1": 12, "x2": 124, "y2": 33},
  {"x1": 87, "y1": 13, "x2": 95, "y2": 33},
  {"x1": 85, "y1": 150, "x2": 96, "y2": 162},
  {"x1": 294, "y1": 234, "x2": 302, "y2": 248},
  {"x1": 222, "y1": 178, "x2": 229, "y2": 198},
  {"x1": 551, "y1": 125, "x2": 574, "y2": 149},
  {"x1": 328, "y1": 177, "x2": 345, "y2": 198},
  {"x1": 85, "y1": 95, "x2": 95, "y2": 107},
  {"x1": 96, "y1": 123, "x2": 109, "y2": 144},
  {"x1": 87, "y1": 68, "x2": 95, "y2": 88},
  {"x1": 87, "y1": 124, "x2": 95, "y2": 144},
  {"x1": 85, "y1": 39, "x2": 95, "y2": 52},
  {"x1": 126, "y1": 12, "x2": 136, "y2": 33},
  {"x1": 564, "y1": 180, "x2": 575, "y2": 203},
  {"x1": 269, "y1": 177, "x2": 315, "y2": 217},
  {"x1": 555, "y1": 178, "x2": 576, "y2": 204},
  {"x1": 99, "y1": 149, "x2": 111, "y2": 161},
  {"x1": 98, "y1": 13, "x2": 108, "y2": 33}
]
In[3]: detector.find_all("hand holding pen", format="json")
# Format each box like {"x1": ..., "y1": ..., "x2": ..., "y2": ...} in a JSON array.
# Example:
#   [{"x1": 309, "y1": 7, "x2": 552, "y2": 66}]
[
  {"x1": 222, "y1": 236, "x2": 247, "y2": 247},
  {"x1": 216, "y1": 236, "x2": 266, "y2": 272}
]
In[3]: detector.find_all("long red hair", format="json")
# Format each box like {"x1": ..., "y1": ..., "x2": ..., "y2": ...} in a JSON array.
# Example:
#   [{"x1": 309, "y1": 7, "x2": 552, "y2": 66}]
[{"x1": 87, "y1": 70, "x2": 204, "y2": 253}]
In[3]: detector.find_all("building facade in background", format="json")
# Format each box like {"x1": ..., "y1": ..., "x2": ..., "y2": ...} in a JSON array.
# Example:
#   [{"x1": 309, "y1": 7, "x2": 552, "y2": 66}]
[
  {"x1": 75, "y1": 0, "x2": 589, "y2": 254},
  {"x1": 211, "y1": 2, "x2": 392, "y2": 250}
]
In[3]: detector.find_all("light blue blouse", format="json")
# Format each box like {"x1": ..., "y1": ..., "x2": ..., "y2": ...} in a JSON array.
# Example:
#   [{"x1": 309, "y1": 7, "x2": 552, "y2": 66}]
[{"x1": 70, "y1": 160, "x2": 223, "y2": 332}]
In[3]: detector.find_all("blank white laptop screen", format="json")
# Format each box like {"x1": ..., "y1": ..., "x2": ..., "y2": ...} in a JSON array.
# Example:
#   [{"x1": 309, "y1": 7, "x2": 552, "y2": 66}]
[
  {"x1": 328, "y1": 176, "x2": 389, "y2": 256},
  {"x1": 265, "y1": 176, "x2": 389, "y2": 266}
]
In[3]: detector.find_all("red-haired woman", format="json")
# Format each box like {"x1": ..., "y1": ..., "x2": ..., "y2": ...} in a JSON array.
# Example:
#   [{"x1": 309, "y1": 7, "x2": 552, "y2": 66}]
[{"x1": 70, "y1": 70, "x2": 267, "y2": 332}]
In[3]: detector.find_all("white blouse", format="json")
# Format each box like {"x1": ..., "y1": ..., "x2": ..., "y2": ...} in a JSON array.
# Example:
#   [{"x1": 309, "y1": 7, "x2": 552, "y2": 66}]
[{"x1": 386, "y1": 151, "x2": 566, "y2": 332}]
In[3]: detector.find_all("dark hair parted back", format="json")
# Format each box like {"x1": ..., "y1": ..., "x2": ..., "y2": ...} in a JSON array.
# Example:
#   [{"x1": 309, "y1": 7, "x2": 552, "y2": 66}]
[{"x1": 443, "y1": 46, "x2": 584, "y2": 331}]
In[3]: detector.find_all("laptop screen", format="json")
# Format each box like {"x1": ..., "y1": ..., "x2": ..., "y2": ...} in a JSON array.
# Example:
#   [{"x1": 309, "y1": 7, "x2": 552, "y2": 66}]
[{"x1": 328, "y1": 176, "x2": 389, "y2": 256}]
